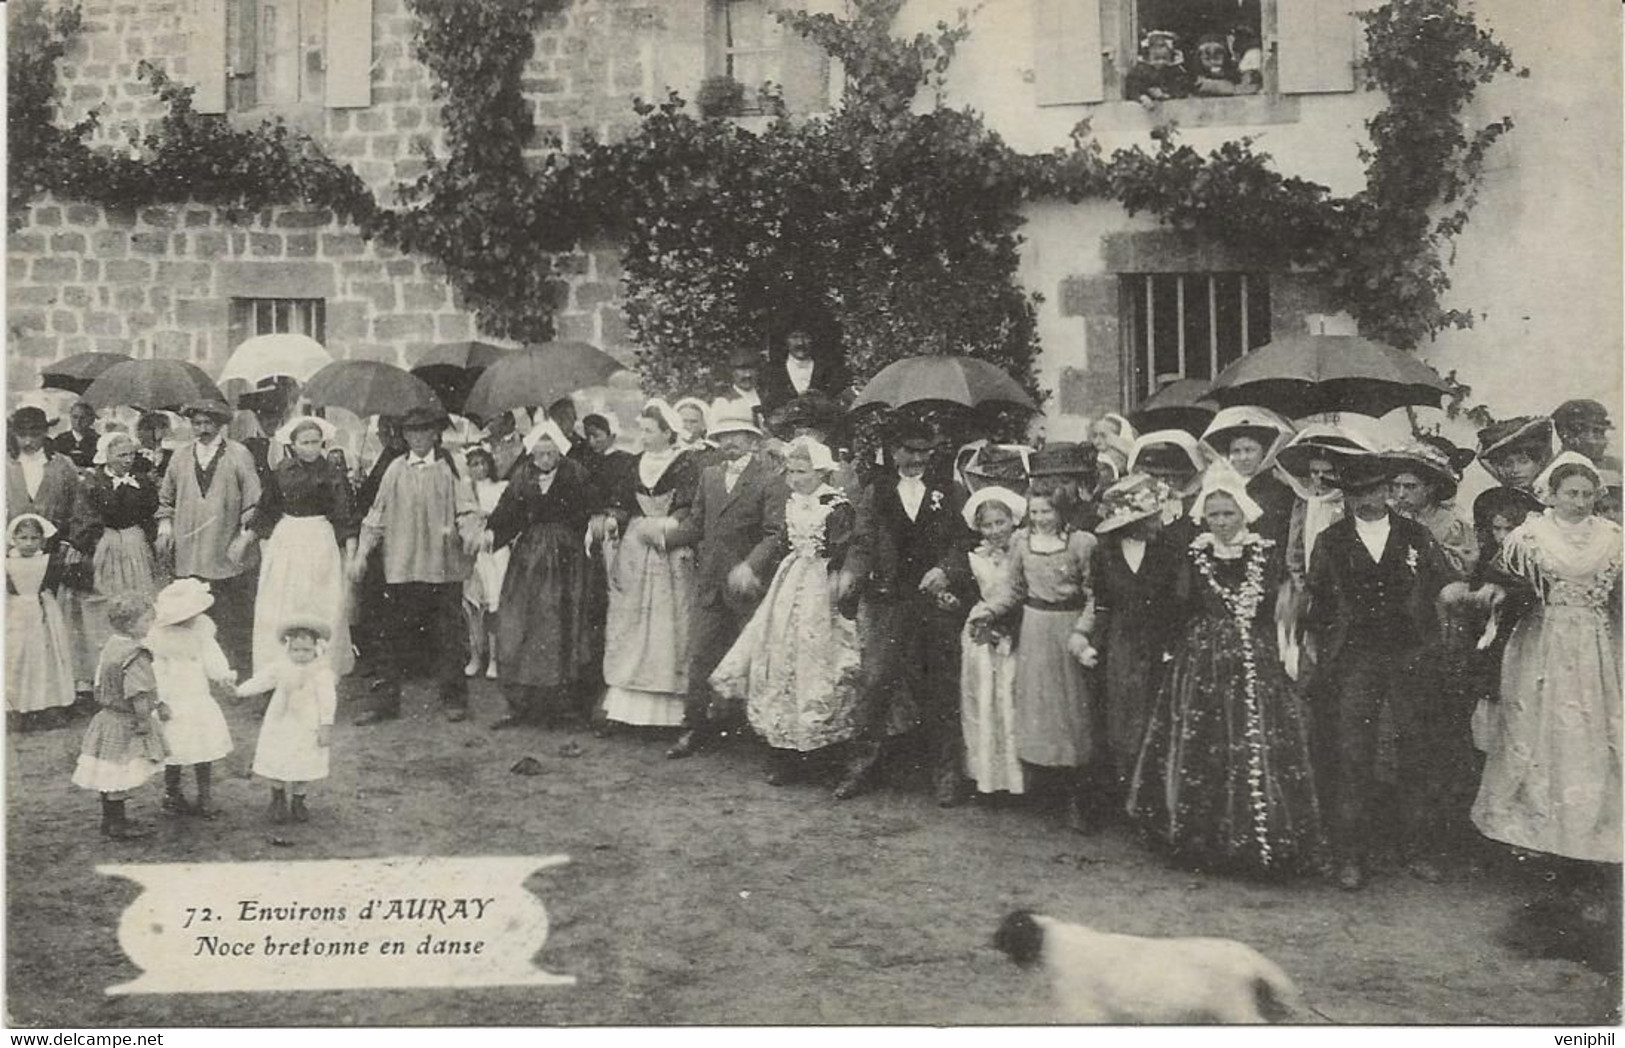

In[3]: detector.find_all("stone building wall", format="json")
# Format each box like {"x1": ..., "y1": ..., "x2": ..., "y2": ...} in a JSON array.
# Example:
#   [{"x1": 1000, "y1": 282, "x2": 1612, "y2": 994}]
[{"x1": 9, "y1": 0, "x2": 707, "y2": 396}]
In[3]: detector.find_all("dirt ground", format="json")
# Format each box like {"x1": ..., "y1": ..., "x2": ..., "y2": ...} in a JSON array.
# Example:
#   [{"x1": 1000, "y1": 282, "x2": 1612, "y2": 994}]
[{"x1": 5, "y1": 675, "x2": 1620, "y2": 1027}]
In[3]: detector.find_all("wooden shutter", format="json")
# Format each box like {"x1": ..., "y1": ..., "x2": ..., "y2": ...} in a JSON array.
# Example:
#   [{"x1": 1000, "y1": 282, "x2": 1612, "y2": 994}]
[
  {"x1": 325, "y1": 0, "x2": 373, "y2": 108},
  {"x1": 191, "y1": 0, "x2": 229, "y2": 114},
  {"x1": 1277, "y1": 0, "x2": 1356, "y2": 94},
  {"x1": 1034, "y1": 0, "x2": 1103, "y2": 107}
]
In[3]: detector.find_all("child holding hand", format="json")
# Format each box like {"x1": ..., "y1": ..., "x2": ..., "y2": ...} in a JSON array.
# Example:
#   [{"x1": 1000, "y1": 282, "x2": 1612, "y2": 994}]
[
  {"x1": 144, "y1": 578, "x2": 235, "y2": 818},
  {"x1": 968, "y1": 479, "x2": 1101, "y2": 831},
  {"x1": 71, "y1": 594, "x2": 168, "y2": 839},
  {"x1": 235, "y1": 616, "x2": 338, "y2": 824}
]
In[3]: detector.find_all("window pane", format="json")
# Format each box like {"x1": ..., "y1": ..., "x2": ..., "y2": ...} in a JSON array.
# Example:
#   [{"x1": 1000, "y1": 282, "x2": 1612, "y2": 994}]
[
  {"x1": 1127, "y1": 276, "x2": 1149, "y2": 401},
  {"x1": 1150, "y1": 273, "x2": 1181, "y2": 382},
  {"x1": 1245, "y1": 274, "x2": 1271, "y2": 351},
  {"x1": 1182, "y1": 275, "x2": 1213, "y2": 380},
  {"x1": 1213, "y1": 273, "x2": 1243, "y2": 371},
  {"x1": 726, "y1": 1, "x2": 769, "y2": 49},
  {"x1": 258, "y1": 1, "x2": 300, "y2": 104}
]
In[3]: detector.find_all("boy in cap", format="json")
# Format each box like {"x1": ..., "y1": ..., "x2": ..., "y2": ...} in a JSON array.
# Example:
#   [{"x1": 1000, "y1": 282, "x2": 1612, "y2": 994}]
[
  {"x1": 347, "y1": 406, "x2": 482, "y2": 724},
  {"x1": 1304, "y1": 453, "x2": 1452, "y2": 890},
  {"x1": 661, "y1": 403, "x2": 788, "y2": 757},
  {"x1": 155, "y1": 399, "x2": 262, "y2": 672}
]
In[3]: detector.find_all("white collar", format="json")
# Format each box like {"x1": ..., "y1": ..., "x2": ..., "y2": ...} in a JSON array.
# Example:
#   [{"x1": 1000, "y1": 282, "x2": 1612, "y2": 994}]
[{"x1": 405, "y1": 451, "x2": 437, "y2": 467}]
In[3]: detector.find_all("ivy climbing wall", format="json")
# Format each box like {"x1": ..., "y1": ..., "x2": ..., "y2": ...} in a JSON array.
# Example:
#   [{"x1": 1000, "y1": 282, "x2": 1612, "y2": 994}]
[{"x1": 7, "y1": 0, "x2": 703, "y2": 394}]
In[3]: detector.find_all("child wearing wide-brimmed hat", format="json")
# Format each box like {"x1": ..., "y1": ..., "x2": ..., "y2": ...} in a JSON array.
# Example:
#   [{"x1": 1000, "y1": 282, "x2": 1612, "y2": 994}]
[
  {"x1": 235, "y1": 615, "x2": 338, "y2": 824},
  {"x1": 71, "y1": 593, "x2": 167, "y2": 839},
  {"x1": 144, "y1": 578, "x2": 236, "y2": 817}
]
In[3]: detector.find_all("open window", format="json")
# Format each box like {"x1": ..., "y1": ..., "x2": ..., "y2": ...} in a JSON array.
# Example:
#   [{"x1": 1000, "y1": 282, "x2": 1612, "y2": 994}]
[
  {"x1": 1124, "y1": 0, "x2": 1263, "y2": 101},
  {"x1": 1034, "y1": 0, "x2": 1360, "y2": 110}
]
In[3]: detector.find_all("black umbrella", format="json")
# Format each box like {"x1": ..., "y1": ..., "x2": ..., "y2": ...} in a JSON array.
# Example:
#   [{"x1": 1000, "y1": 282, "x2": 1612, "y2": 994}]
[
  {"x1": 1209, "y1": 335, "x2": 1452, "y2": 418},
  {"x1": 1130, "y1": 378, "x2": 1218, "y2": 437},
  {"x1": 40, "y1": 352, "x2": 132, "y2": 395},
  {"x1": 461, "y1": 342, "x2": 626, "y2": 420},
  {"x1": 81, "y1": 359, "x2": 224, "y2": 411}
]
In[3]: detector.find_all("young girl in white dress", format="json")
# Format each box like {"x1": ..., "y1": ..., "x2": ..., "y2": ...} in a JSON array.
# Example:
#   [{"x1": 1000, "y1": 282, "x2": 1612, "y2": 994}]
[
  {"x1": 5, "y1": 514, "x2": 76, "y2": 727},
  {"x1": 145, "y1": 578, "x2": 236, "y2": 818},
  {"x1": 462, "y1": 447, "x2": 510, "y2": 680},
  {"x1": 236, "y1": 616, "x2": 338, "y2": 824},
  {"x1": 954, "y1": 487, "x2": 1027, "y2": 798}
]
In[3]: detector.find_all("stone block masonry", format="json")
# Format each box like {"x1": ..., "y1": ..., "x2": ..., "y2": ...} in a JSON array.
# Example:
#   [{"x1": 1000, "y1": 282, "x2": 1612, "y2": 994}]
[
  {"x1": 6, "y1": 195, "x2": 631, "y2": 397},
  {"x1": 7, "y1": 0, "x2": 717, "y2": 394}
]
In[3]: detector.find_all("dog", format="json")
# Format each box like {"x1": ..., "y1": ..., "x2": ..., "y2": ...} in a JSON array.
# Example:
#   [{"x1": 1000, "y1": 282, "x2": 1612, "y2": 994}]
[{"x1": 993, "y1": 910, "x2": 1317, "y2": 1023}]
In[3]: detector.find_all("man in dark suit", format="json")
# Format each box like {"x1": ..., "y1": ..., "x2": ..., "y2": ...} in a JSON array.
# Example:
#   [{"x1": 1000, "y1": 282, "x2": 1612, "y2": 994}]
[
  {"x1": 758, "y1": 328, "x2": 850, "y2": 422},
  {"x1": 50, "y1": 400, "x2": 99, "y2": 469},
  {"x1": 663, "y1": 403, "x2": 789, "y2": 758},
  {"x1": 1304, "y1": 452, "x2": 1451, "y2": 891},
  {"x1": 838, "y1": 418, "x2": 976, "y2": 804}
]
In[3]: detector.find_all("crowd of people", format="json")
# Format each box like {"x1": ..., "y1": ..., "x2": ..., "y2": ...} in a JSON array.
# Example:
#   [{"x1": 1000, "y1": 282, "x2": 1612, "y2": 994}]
[{"x1": 5, "y1": 345, "x2": 1621, "y2": 918}]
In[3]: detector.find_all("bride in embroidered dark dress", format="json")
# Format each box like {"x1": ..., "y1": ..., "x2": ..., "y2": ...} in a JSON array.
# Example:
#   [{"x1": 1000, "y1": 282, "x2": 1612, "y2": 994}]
[{"x1": 1127, "y1": 477, "x2": 1324, "y2": 876}]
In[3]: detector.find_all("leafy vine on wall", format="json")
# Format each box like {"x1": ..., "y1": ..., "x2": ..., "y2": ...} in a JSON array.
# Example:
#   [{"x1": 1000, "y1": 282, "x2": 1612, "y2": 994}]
[{"x1": 8, "y1": 0, "x2": 1521, "y2": 390}]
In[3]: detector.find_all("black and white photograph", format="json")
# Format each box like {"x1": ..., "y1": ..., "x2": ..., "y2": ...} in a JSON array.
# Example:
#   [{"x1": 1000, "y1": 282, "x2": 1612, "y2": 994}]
[{"x1": 3, "y1": 0, "x2": 1622, "y2": 1031}]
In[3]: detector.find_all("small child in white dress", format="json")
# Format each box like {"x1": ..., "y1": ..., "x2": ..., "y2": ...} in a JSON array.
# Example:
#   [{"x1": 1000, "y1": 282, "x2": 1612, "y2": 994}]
[
  {"x1": 235, "y1": 615, "x2": 337, "y2": 824},
  {"x1": 144, "y1": 578, "x2": 236, "y2": 818}
]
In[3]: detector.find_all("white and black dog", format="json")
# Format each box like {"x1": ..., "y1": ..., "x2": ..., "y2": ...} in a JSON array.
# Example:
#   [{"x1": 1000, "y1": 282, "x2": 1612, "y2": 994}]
[{"x1": 993, "y1": 910, "x2": 1320, "y2": 1024}]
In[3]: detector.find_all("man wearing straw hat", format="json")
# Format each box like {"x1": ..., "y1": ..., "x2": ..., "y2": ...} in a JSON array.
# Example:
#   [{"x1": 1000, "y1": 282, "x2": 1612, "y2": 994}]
[
  {"x1": 348, "y1": 405, "x2": 483, "y2": 725},
  {"x1": 662, "y1": 402, "x2": 788, "y2": 758},
  {"x1": 154, "y1": 399, "x2": 263, "y2": 672}
]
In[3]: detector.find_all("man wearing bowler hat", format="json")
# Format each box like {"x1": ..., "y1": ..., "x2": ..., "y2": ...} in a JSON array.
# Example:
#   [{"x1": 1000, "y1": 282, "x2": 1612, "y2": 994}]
[
  {"x1": 662, "y1": 402, "x2": 788, "y2": 758},
  {"x1": 838, "y1": 417, "x2": 976, "y2": 804},
  {"x1": 348, "y1": 405, "x2": 482, "y2": 724},
  {"x1": 155, "y1": 399, "x2": 262, "y2": 671},
  {"x1": 1303, "y1": 451, "x2": 1451, "y2": 891}
]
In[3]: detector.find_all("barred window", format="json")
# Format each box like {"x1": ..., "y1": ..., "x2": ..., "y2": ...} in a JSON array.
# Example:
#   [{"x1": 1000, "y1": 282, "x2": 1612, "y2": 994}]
[
  {"x1": 228, "y1": 297, "x2": 327, "y2": 348},
  {"x1": 1121, "y1": 273, "x2": 1269, "y2": 404}
]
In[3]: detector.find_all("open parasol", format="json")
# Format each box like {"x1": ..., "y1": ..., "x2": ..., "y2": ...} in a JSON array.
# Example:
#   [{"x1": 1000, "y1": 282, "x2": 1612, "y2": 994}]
[
  {"x1": 218, "y1": 333, "x2": 334, "y2": 390},
  {"x1": 1129, "y1": 378, "x2": 1218, "y2": 438},
  {"x1": 302, "y1": 360, "x2": 443, "y2": 419},
  {"x1": 40, "y1": 352, "x2": 132, "y2": 395},
  {"x1": 852, "y1": 355, "x2": 1036, "y2": 412},
  {"x1": 461, "y1": 341, "x2": 627, "y2": 421},
  {"x1": 81, "y1": 359, "x2": 225, "y2": 411},
  {"x1": 1208, "y1": 335, "x2": 1452, "y2": 419}
]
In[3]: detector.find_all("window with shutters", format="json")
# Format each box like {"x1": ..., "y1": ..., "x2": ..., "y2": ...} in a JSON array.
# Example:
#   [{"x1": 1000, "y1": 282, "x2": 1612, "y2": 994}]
[
  {"x1": 707, "y1": 0, "x2": 831, "y2": 116},
  {"x1": 1120, "y1": 273, "x2": 1270, "y2": 404},
  {"x1": 228, "y1": 298, "x2": 328, "y2": 348},
  {"x1": 1032, "y1": 0, "x2": 1361, "y2": 113},
  {"x1": 190, "y1": 0, "x2": 372, "y2": 114}
]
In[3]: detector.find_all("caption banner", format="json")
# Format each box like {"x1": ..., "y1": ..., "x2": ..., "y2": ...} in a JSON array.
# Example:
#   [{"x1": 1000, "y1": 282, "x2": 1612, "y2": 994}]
[{"x1": 97, "y1": 855, "x2": 575, "y2": 994}]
